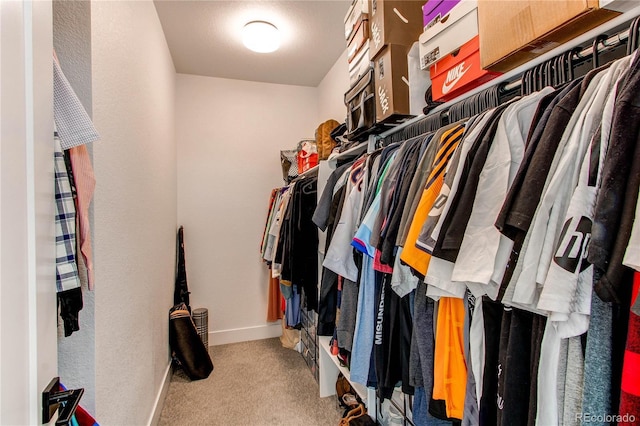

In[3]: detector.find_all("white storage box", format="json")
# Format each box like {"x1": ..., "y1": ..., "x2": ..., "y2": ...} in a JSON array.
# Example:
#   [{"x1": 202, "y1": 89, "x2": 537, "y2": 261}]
[
  {"x1": 418, "y1": 0, "x2": 477, "y2": 69},
  {"x1": 345, "y1": 0, "x2": 370, "y2": 41}
]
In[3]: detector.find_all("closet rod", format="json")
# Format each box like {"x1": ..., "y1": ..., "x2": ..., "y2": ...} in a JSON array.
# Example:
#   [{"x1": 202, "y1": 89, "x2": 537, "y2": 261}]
[
  {"x1": 501, "y1": 26, "x2": 631, "y2": 92},
  {"x1": 377, "y1": 21, "x2": 635, "y2": 141}
]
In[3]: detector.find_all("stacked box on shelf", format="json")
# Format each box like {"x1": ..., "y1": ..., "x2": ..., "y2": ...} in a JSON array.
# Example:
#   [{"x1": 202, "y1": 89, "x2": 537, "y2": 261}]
[
  {"x1": 419, "y1": 0, "x2": 478, "y2": 70},
  {"x1": 368, "y1": 0, "x2": 423, "y2": 59},
  {"x1": 429, "y1": 35, "x2": 501, "y2": 102},
  {"x1": 478, "y1": 0, "x2": 619, "y2": 73},
  {"x1": 373, "y1": 44, "x2": 411, "y2": 123},
  {"x1": 346, "y1": 0, "x2": 372, "y2": 86},
  {"x1": 368, "y1": 0, "x2": 423, "y2": 125}
]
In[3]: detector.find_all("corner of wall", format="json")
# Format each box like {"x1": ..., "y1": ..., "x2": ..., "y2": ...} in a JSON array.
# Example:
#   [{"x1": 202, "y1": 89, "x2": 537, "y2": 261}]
[{"x1": 317, "y1": 49, "x2": 349, "y2": 122}]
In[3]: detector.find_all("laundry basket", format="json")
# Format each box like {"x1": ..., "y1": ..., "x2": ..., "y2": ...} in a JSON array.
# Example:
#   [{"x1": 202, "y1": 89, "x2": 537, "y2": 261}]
[{"x1": 192, "y1": 308, "x2": 209, "y2": 348}]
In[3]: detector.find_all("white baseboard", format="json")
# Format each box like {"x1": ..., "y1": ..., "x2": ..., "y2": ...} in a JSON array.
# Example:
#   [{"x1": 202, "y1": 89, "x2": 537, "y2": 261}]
[
  {"x1": 209, "y1": 323, "x2": 282, "y2": 346},
  {"x1": 147, "y1": 361, "x2": 172, "y2": 426}
]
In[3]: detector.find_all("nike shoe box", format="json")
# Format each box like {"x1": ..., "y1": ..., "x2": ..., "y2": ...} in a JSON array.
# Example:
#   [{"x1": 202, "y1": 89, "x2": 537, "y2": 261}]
[
  {"x1": 347, "y1": 14, "x2": 370, "y2": 64},
  {"x1": 430, "y1": 36, "x2": 501, "y2": 102},
  {"x1": 418, "y1": 0, "x2": 477, "y2": 70},
  {"x1": 373, "y1": 44, "x2": 414, "y2": 124},
  {"x1": 423, "y1": 0, "x2": 461, "y2": 31},
  {"x1": 345, "y1": 0, "x2": 369, "y2": 41},
  {"x1": 368, "y1": 0, "x2": 424, "y2": 59},
  {"x1": 479, "y1": 0, "x2": 619, "y2": 73}
]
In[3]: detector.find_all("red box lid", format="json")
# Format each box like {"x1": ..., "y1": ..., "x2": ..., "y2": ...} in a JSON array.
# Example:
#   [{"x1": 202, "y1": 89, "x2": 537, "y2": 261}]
[{"x1": 430, "y1": 35, "x2": 501, "y2": 102}]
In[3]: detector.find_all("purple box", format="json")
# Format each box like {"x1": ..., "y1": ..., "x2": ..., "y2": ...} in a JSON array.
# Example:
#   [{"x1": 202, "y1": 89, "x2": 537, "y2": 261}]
[{"x1": 423, "y1": 0, "x2": 461, "y2": 31}]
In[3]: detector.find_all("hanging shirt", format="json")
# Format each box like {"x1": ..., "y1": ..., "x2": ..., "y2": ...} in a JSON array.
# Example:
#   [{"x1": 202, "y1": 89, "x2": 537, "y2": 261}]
[
  {"x1": 53, "y1": 59, "x2": 100, "y2": 150},
  {"x1": 503, "y1": 65, "x2": 610, "y2": 311},
  {"x1": 514, "y1": 59, "x2": 625, "y2": 310},
  {"x1": 538, "y1": 57, "x2": 630, "y2": 337},
  {"x1": 400, "y1": 123, "x2": 466, "y2": 278},
  {"x1": 55, "y1": 135, "x2": 81, "y2": 293},
  {"x1": 450, "y1": 88, "x2": 554, "y2": 296},
  {"x1": 322, "y1": 157, "x2": 367, "y2": 281},
  {"x1": 589, "y1": 52, "x2": 640, "y2": 303}
]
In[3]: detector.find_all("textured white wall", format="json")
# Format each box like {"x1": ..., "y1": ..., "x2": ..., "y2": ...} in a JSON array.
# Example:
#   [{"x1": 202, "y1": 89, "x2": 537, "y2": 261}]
[
  {"x1": 91, "y1": 1, "x2": 176, "y2": 424},
  {"x1": 176, "y1": 74, "x2": 318, "y2": 344},
  {"x1": 317, "y1": 48, "x2": 349, "y2": 122},
  {"x1": 53, "y1": 0, "x2": 97, "y2": 415}
]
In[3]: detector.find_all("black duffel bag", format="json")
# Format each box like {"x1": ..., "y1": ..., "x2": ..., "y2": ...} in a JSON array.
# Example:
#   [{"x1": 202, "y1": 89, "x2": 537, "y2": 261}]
[{"x1": 169, "y1": 303, "x2": 213, "y2": 380}]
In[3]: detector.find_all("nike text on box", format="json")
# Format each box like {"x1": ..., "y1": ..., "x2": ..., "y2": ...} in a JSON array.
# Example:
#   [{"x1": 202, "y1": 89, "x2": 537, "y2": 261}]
[
  {"x1": 429, "y1": 35, "x2": 501, "y2": 102},
  {"x1": 418, "y1": 0, "x2": 478, "y2": 70}
]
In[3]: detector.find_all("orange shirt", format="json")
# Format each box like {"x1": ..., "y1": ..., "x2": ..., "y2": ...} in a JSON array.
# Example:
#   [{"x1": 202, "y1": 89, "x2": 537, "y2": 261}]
[
  {"x1": 400, "y1": 124, "x2": 465, "y2": 276},
  {"x1": 432, "y1": 297, "x2": 467, "y2": 420}
]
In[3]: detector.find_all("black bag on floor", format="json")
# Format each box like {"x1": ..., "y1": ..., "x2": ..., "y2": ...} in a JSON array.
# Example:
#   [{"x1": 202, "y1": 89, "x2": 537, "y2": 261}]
[{"x1": 169, "y1": 303, "x2": 213, "y2": 380}]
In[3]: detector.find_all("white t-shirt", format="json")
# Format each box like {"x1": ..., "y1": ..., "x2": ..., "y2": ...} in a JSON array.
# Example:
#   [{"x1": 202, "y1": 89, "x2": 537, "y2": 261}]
[
  {"x1": 322, "y1": 158, "x2": 368, "y2": 281},
  {"x1": 510, "y1": 68, "x2": 609, "y2": 308},
  {"x1": 538, "y1": 57, "x2": 630, "y2": 337},
  {"x1": 452, "y1": 88, "x2": 553, "y2": 294}
]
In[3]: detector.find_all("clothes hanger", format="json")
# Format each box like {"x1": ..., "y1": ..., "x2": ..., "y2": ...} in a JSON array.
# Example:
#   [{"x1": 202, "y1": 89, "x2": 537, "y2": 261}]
[
  {"x1": 529, "y1": 65, "x2": 539, "y2": 94},
  {"x1": 592, "y1": 34, "x2": 608, "y2": 69},
  {"x1": 524, "y1": 68, "x2": 533, "y2": 95},
  {"x1": 627, "y1": 16, "x2": 640, "y2": 55},
  {"x1": 520, "y1": 69, "x2": 528, "y2": 96},
  {"x1": 567, "y1": 47, "x2": 579, "y2": 82},
  {"x1": 553, "y1": 54, "x2": 563, "y2": 87},
  {"x1": 544, "y1": 59, "x2": 553, "y2": 87}
]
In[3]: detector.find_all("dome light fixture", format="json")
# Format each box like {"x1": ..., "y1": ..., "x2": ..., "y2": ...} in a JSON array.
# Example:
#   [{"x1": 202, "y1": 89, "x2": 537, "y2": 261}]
[{"x1": 242, "y1": 21, "x2": 281, "y2": 53}]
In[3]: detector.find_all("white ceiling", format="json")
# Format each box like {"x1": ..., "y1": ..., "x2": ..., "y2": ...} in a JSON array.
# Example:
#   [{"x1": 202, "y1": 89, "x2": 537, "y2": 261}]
[{"x1": 154, "y1": 0, "x2": 352, "y2": 87}]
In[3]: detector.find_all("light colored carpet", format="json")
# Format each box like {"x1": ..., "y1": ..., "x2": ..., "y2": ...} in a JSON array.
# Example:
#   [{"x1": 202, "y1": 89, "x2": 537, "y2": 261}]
[{"x1": 158, "y1": 338, "x2": 343, "y2": 426}]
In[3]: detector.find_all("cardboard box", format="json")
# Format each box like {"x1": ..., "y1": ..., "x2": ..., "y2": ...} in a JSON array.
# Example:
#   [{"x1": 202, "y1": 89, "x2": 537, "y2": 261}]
[
  {"x1": 373, "y1": 44, "x2": 414, "y2": 123},
  {"x1": 368, "y1": 0, "x2": 424, "y2": 59},
  {"x1": 423, "y1": 0, "x2": 462, "y2": 31},
  {"x1": 430, "y1": 35, "x2": 501, "y2": 102},
  {"x1": 347, "y1": 16, "x2": 370, "y2": 63},
  {"x1": 479, "y1": 0, "x2": 619, "y2": 73},
  {"x1": 345, "y1": 0, "x2": 370, "y2": 40},
  {"x1": 419, "y1": 0, "x2": 478, "y2": 69}
]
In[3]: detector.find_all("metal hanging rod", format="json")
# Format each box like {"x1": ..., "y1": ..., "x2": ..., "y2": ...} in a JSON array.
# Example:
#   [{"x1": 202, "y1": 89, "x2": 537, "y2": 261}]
[
  {"x1": 374, "y1": 8, "x2": 640, "y2": 142},
  {"x1": 501, "y1": 27, "x2": 631, "y2": 93}
]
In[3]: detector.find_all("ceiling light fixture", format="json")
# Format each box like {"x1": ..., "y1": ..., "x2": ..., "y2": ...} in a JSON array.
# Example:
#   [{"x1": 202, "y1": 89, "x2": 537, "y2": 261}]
[{"x1": 242, "y1": 21, "x2": 281, "y2": 53}]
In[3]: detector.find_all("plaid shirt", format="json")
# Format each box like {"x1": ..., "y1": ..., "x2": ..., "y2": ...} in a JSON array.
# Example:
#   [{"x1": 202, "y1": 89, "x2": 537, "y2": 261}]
[{"x1": 55, "y1": 136, "x2": 80, "y2": 292}]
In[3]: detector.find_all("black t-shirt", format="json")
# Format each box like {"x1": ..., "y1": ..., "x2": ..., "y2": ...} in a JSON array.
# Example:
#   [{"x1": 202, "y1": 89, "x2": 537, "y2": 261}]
[
  {"x1": 431, "y1": 102, "x2": 512, "y2": 262},
  {"x1": 589, "y1": 55, "x2": 640, "y2": 303}
]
